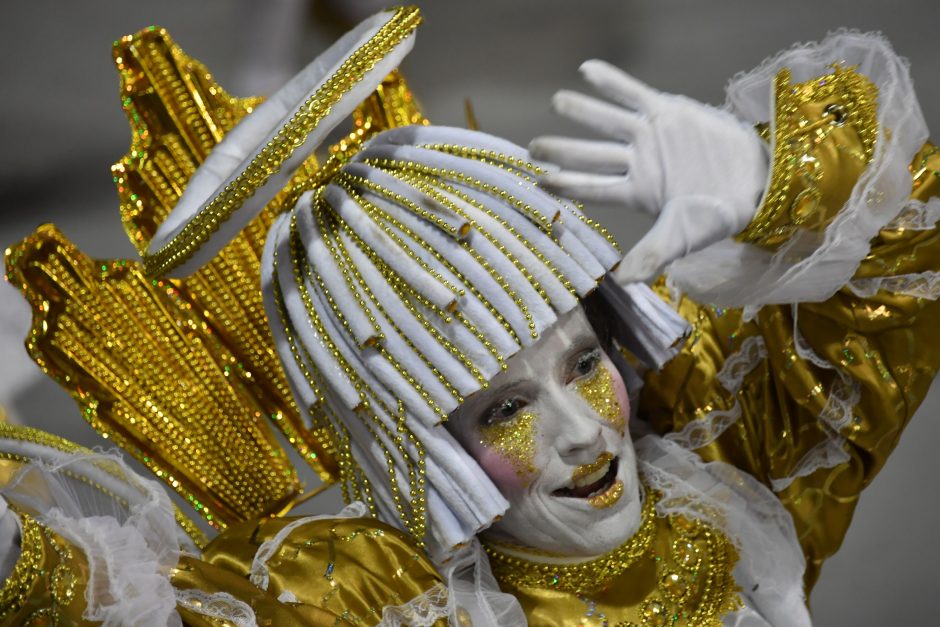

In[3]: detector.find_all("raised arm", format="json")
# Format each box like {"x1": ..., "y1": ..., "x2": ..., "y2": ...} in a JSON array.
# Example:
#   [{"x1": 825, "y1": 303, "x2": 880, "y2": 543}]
[{"x1": 533, "y1": 31, "x2": 939, "y2": 589}]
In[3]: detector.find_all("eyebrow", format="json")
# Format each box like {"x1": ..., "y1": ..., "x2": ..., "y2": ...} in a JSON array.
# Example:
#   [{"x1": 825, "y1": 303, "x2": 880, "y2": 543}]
[
  {"x1": 456, "y1": 379, "x2": 527, "y2": 419},
  {"x1": 561, "y1": 333, "x2": 601, "y2": 369},
  {"x1": 448, "y1": 330, "x2": 601, "y2": 421}
]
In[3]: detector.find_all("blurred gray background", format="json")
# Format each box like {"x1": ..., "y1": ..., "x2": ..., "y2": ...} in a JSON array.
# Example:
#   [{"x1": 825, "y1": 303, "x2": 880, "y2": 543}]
[{"x1": 1, "y1": 1, "x2": 937, "y2": 624}]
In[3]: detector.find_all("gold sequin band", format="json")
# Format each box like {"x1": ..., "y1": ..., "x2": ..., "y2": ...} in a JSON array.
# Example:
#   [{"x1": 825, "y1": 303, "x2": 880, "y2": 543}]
[{"x1": 0, "y1": 512, "x2": 44, "y2": 622}]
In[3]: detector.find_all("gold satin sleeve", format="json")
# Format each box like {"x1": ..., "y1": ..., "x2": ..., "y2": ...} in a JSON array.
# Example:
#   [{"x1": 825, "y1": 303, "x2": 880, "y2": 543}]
[
  {"x1": 640, "y1": 64, "x2": 940, "y2": 591},
  {"x1": 0, "y1": 487, "x2": 443, "y2": 625},
  {"x1": 173, "y1": 515, "x2": 445, "y2": 626},
  {"x1": 0, "y1": 507, "x2": 92, "y2": 626}
]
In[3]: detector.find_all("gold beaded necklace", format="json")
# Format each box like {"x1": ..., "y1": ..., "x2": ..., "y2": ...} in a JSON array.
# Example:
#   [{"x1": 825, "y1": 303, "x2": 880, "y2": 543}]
[{"x1": 483, "y1": 490, "x2": 658, "y2": 595}]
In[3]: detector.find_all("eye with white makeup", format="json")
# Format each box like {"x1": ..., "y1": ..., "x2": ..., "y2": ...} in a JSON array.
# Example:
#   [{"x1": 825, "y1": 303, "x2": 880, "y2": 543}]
[
  {"x1": 567, "y1": 347, "x2": 602, "y2": 384},
  {"x1": 479, "y1": 345, "x2": 604, "y2": 428},
  {"x1": 481, "y1": 397, "x2": 529, "y2": 427}
]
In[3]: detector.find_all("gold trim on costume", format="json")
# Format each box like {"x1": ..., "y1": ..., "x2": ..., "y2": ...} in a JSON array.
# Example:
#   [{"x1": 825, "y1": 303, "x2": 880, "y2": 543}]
[
  {"x1": 738, "y1": 65, "x2": 878, "y2": 248},
  {"x1": 483, "y1": 491, "x2": 658, "y2": 595}
]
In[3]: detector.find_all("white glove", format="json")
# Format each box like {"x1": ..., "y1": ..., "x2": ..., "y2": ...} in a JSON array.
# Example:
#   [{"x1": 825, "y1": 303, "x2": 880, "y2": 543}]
[{"x1": 530, "y1": 60, "x2": 768, "y2": 283}]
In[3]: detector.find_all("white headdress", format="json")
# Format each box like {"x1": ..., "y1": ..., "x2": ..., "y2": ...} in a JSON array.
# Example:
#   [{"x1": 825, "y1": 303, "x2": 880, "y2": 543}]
[{"x1": 146, "y1": 7, "x2": 687, "y2": 556}]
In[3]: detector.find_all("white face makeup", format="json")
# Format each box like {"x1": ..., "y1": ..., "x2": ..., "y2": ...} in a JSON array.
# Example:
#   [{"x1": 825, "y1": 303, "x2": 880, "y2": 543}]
[{"x1": 446, "y1": 307, "x2": 644, "y2": 558}]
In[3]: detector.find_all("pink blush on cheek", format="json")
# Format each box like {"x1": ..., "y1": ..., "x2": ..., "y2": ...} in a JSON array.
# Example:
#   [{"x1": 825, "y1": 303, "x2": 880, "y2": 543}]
[{"x1": 476, "y1": 447, "x2": 534, "y2": 492}]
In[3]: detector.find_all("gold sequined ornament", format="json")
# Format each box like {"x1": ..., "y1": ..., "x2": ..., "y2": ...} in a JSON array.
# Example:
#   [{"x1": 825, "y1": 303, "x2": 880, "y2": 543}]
[
  {"x1": 485, "y1": 492, "x2": 742, "y2": 626},
  {"x1": 5, "y1": 10, "x2": 437, "y2": 533}
]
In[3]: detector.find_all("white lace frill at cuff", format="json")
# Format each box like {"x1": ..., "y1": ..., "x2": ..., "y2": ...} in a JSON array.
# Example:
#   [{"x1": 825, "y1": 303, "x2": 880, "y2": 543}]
[
  {"x1": 0, "y1": 450, "x2": 184, "y2": 627},
  {"x1": 668, "y1": 31, "x2": 928, "y2": 309},
  {"x1": 636, "y1": 436, "x2": 811, "y2": 627}
]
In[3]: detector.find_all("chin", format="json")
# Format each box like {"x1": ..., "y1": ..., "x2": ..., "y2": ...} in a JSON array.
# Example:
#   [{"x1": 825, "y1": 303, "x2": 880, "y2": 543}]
[
  {"x1": 487, "y1": 457, "x2": 644, "y2": 558},
  {"x1": 554, "y1": 469, "x2": 643, "y2": 557}
]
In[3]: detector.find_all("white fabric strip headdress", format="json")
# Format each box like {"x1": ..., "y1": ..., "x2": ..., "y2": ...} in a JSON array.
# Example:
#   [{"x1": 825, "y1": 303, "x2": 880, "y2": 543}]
[{"x1": 262, "y1": 127, "x2": 651, "y2": 555}]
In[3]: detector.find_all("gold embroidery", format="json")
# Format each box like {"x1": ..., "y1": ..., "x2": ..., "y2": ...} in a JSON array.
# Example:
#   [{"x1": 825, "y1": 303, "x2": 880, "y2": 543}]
[
  {"x1": 738, "y1": 65, "x2": 878, "y2": 247},
  {"x1": 0, "y1": 513, "x2": 44, "y2": 622},
  {"x1": 484, "y1": 491, "x2": 657, "y2": 595},
  {"x1": 487, "y1": 492, "x2": 742, "y2": 626}
]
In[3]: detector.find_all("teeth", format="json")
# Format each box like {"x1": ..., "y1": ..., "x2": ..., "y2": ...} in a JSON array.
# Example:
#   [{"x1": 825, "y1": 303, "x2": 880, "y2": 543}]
[{"x1": 573, "y1": 461, "x2": 610, "y2": 488}]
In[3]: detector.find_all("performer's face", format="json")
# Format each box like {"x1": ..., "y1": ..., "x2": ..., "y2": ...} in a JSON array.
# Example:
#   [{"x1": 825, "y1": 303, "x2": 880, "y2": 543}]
[{"x1": 446, "y1": 307, "x2": 643, "y2": 557}]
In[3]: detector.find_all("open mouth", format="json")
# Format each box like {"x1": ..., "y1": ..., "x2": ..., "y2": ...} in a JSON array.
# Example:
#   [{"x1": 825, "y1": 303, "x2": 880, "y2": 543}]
[{"x1": 553, "y1": 455, "x2": 620, "y2": 501}]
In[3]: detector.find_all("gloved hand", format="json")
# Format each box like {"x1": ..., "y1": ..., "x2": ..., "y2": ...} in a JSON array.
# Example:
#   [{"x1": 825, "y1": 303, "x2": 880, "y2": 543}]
[{"x1": 530, "y1": 60, "x2": 768, "y2": 284}]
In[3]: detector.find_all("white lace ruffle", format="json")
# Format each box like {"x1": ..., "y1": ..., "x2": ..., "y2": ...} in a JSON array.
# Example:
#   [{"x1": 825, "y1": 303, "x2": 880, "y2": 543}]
[
  {"x1": 248, "y1": 500, "x2": 367, "y2": 591},
  {"x1": 667, "y1": 31, "x2": 928, "y2": 308},
  {"x1": 767, "y1": 308, "x2": 857, "y2": 492},
  {"x1": 0, "y1": 450, "x2": 183, "y2": 627},
  {"x1": 441, "y1": 540, "x2": 528, "y2": 627},
  {"x1": 665, "y1": 336, "x2": 766, "y2": 450},
  {"x1": 378, "y1": 538, "x2": 527, "y2": 627},
  {"x1": 175, "y1": 589, "x2": 258, "y2": 627},
  {"x1": 885, "y1": 197, "x2": 940, "y2": 231},
  {"x1": 378, "y1": 582, "x2": 450, "y2": 627},
  {"x1": 636, "y1": 436, "x2": 810, "y2": 627},
  {"x1": 848, "y1": 271, "x2": 940, "y2": 299}
]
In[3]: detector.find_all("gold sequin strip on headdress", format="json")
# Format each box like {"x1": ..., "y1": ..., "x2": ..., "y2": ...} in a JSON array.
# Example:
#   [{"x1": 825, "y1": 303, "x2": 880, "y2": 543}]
[{"x1": 142, "y1": 6, "x2": 422, "y2": 277}]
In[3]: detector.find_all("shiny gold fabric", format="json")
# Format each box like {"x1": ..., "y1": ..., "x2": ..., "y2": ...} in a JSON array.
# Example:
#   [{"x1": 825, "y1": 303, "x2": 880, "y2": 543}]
[
  {"x1": 0, "y1": 494, "x2": 444, "y2": 625},
  {"x1": 0, "y1": 508, "x2": 92, "y2": 626},
  {"x1": 643, "y1": 113, "x2": 940, "y2": 594},
  {"x1": 5, "y1": 225, "x2": 305, "y2": 531},
  {"x1": 497, "y1": 502, "x2": 741, "y2": 627},
  {"x1": 173, "y1": 516, "x2": 445, "y2": 626},
  {"x1": 738, "y1": 65, "x2": 877, "y2": 247}
]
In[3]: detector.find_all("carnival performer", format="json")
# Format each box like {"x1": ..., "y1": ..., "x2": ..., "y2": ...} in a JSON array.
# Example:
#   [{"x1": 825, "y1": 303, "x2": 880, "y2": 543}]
[{"x1": 1, "y1": 7, "x2": 938, "y2": 626}]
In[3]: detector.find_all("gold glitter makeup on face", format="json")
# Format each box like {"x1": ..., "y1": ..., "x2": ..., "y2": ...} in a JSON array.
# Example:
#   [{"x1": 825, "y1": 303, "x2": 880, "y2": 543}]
[
  {"x1": 479, "y1": 411, "x2": 538, "y2": 484},
  {"x1": 576, "y1": 362, "x2": 625, "y2": 432}
]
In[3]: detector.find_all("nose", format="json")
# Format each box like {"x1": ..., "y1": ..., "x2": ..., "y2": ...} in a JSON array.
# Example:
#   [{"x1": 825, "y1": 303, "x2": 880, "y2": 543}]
[{"x1": 543, "y1": 385, "x2": 605, "y2": 462}]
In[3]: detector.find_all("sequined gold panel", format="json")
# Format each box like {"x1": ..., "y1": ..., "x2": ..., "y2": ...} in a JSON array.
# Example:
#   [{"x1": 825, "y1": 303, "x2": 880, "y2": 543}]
[
  {"x1": 738, "y1": 65, "x2": 878, "y2": 247},
  {"x1": 109, "y1": 26, "x2": 337, "y2": 485},
  {"x1": 5, "y1": 227, "x2": 301, "y2": 528}
]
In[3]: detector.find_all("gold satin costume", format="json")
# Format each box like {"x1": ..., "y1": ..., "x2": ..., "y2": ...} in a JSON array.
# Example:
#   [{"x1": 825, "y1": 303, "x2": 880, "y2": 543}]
[{"x1": 2, "y1": 16, "x2": 940, "y2": 627}]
